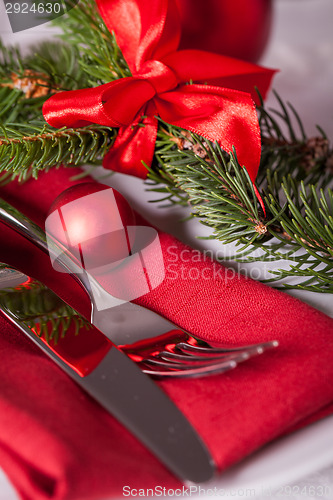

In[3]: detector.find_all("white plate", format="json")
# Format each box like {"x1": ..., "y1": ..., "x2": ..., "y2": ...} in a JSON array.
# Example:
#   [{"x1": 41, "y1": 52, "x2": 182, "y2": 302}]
[
  {"x1": 193, "y1": 414, "x2": 333, "y2": 500},
  {"x1": 1, "y1": 414, "x2": 333, "y2": 499}
]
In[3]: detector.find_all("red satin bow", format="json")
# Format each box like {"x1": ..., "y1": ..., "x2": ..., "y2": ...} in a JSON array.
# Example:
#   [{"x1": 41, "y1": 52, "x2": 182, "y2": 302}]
[{"x1": 43, "y1": 0, "x2": 275, "y2": 184}]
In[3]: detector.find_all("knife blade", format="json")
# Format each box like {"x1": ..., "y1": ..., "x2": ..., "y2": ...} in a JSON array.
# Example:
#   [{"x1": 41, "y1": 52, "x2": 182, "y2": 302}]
[{"x1": 0, "y1": 199, "x2": 215, "y2": 483}]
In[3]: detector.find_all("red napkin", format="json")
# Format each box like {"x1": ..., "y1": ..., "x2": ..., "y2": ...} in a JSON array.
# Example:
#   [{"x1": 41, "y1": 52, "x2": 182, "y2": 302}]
[{"x1": 0, "y1": 167, "x2": 333, "y2": 500}]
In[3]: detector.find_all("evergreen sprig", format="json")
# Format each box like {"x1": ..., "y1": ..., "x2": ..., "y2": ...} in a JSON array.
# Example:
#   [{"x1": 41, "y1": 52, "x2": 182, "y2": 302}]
[
  {"x1": 147, "y1": 109, "x2": 333, "y2": 292},
  {"x1": 54, "y1": 0, "x2": 131, "y2": 85},
  {"x1": 0, "y1": 278, "x2": 91, "y2": 343},
  {"x1": 0, "y1": 39, "x2": 91, "y2": 124},
  {"x1": 0, "y1": 1, "x2": 122, "y2": 182},
  {"x1": 0, "y1": 121, "x2": 114, "y2": 181}
]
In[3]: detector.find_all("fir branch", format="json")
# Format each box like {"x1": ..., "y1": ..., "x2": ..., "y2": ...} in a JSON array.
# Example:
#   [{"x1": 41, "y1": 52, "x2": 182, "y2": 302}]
[
  {"x1": 0, "y1": 40, "x2": 23, "y2": 79},
  {"x1": 146, "y1": 94, "x2": 333, "y2": 292},
  {"x1": 0, "y1": 122, "x2": 114, "y2": 181},
  {"x1": 0, "y1": 1, "x2": 125, "y2": 180},
  {"x1": 23, "y1": 40, "x2": 91, "y2": 91},
  {"x1": 52, "y1": 0, "x2": 131, "y2": 86},
  {"x1": 0, "y1": 39, "x2": 91, "y2": 125},
  {"x1": 0, "y1": 279, "x2": 91, "y2": 344},
  {"x1": 257, "y1": 90, "x2": 333, "y2": 189}
]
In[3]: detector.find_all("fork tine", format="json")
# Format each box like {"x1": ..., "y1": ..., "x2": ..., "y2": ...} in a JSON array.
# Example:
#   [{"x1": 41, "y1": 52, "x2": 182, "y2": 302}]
[
  {"x1": 138, "y1": 339, "x2": 279, "y2": 378},
  {"x1": 140, "y1": 359, "x2": 240, "y2": 379},
  {"x1": 145, "y1": 352, "x2": 249, "y2": 368},
  {"x1": 156, "y1": 350, "x2": 250, "y2": 364},
  {"x1": 177, "y1": 340, "x2": 279, "y2": 355}
]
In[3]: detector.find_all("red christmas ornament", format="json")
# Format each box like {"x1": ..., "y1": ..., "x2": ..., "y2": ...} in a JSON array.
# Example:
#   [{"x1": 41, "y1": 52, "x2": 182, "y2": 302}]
[
  {"x1": 177, "y1": 0, "x2": 272, "y2": 62},
  {"x1": 47, "y1": 183, "x2": 136, "y2": 272}
]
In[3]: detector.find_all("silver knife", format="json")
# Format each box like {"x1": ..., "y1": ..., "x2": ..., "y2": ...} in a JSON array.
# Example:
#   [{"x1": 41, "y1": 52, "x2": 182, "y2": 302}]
[{"x1": 0, "y1": 198, "x2": 215, "y2": 483}]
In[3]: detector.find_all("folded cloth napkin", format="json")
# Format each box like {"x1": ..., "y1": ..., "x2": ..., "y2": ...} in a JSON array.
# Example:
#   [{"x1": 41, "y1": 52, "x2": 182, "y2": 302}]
[{"x1": 0, "y1": 167, "x2": 333, "y2": 500}]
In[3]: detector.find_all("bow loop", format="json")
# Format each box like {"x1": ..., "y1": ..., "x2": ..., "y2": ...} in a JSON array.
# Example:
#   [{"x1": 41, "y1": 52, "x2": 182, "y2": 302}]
[
  {"x1": 96, "y1": 0, "x2": 181, "y2": 71},
  {"x1": 138, "y1": 60, "x2": 179, "y2": 94},
  {"x1": 43, "y1": 78, "x2": 155, "y2": 129},
  {"x1": 163, "y1": 49, "x2": 276, "y2": 104}
]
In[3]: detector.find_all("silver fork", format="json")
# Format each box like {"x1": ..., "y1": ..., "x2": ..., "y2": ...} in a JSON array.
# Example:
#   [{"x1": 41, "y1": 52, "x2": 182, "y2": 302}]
[
  {"x1": 120, "y1": 331, "x2": 278, "y2": 378},
  {"x1": 0, "y1": 198, "x2": 279, "y2": 379}
]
